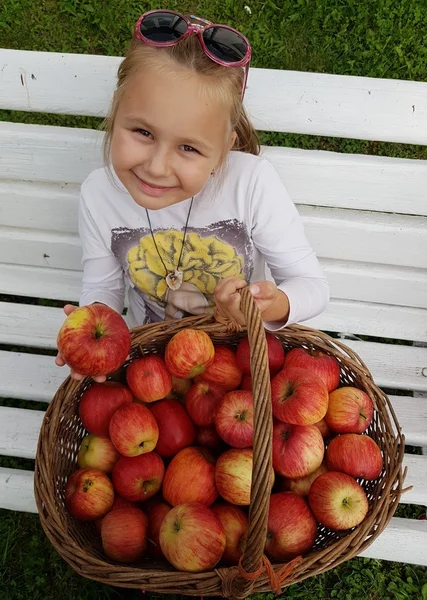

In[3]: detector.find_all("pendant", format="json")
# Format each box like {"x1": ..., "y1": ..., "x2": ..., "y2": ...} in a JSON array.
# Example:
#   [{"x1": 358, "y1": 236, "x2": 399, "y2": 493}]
[{"x1": 165, "y1": 270, "x2": 184, "y2": 291}]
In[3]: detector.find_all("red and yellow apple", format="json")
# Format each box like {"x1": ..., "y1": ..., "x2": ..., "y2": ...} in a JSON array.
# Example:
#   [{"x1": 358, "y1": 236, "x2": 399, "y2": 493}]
[
  {"x1": 325, "y1": 387, "x2": 374, "y2": 434},
  {"x1": 326, "y1": 434, "x2": 383, "y2": 480},
  {"x1": 79, "y1": 382, "x2": 133, "y2": 437},
  {"x1": 159, "y1": 502, "x2": 226, "y2": 572},
  {"x1": 101, "y1": 507, "x2": 148, "y2": 562},
  {"x1": 65, "y1": 468, "x2": 114, "y2": 520},
  {"x1": 126, "y1": 354, "x2": 172, "y2": 403},
  {"x1": 211, "y1": 502, "x2": 248, "y2": 565},
  {"x1": 272, "y1": 421, "x2": 324, "y2": 479},
  {"x1": 185, "y1": 381, "x2": 226, "y2": 426},
  {"x1": 109, "y1": 402, "x2": 159, "y2": 457},
  {"x1": 149, "y1": 398, "x2": 195, "y2": 457},
  {"x1": 265, "y1": 492, "x2": 317, "y2": 560},
  {"x1": 271, "y1": 367, "x2": 328, "y2": 426},
  {"x1": 196, "y1": 346, "x2": 242, "y2": 391},
  {"x1": 112, "y1": 452, "x2": 164, "y2": 502},
  {"x1": 162, "y1": 446, "x2": 218, "y2": 506},
  {"x1": 313, "y1": 418, "x2": 332, "y2": 440},
  {"x1": 145, "y1": 500, "x2": 172, "y2": 559},
  {"x1": 57, "y1": 304, "x2": 131, "y2": 376},
  {"x1": 283, "y1": 348, "x2": 340, "y2": 392},
  {"x1": 77, "y1": 434, "x2": 120, "y2": 473},
  {"x1": 281, "y1": 463, "x2": 328, "y2": 496},
  {"x1": 236, "y1": 333, "x2": 285, "y2": 376},
  {"x1": 166, "y1": 376, "x2": 192, "y2": 400},
  {"x1": 164, "y1": 329, "x2": 215, "y2": 378},
  {"x1": 194, "y1": 426, "x2": 225, "y2": 452},
  {"x1": 94, "y1": 494, "x2": 138, "y2": 533},
  {"x1": 308, "y1": 471, "x2": 369, "y2": 530},
  {"x1": 215, "y1": 390, "x2": 254, "y2": 448}
]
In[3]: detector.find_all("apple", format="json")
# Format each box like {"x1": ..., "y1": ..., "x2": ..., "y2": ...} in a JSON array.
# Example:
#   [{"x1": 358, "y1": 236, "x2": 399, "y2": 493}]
[
  {"x1": 194, "y1": 426, "x2": 226, "y2": 452},
  {"x1": 240, "y1": 373, "x2": 253, "y2": 392},
  {"x1": 326, "y1": 387, "x2": 374, "y2": 434},
  {"x1": 94, "y1": 494, "x2": 138, "y2": 533},
  {"x1": 313, "y1": 418, "x2": 332, "y2": 440},
  {"x1": 211, "y1": 503, "x2": 248, "y2": 565},
  {"x1": 166, "y1": 376, "x2": 192, "y2": 400},
  {"x1": 308, "y1": 471, "x2": 369, "y2": 530},
  {"x1": 101, "y1": 507, "x2": 148, "y2": 562},
  {"x1": 126, "y1": 355, "x2": 172, "y2": 403},
  {"x1": 271, "y1": 367, "x2": 328, "y2": 426},
  {"x1": 65, "y1": 468, "x2": 114, "y2": 520},
  {"x1": 149, "y1": 398, "x2": 195, "y2": 457},
  {"x1": 281, "y1": 463, "x2": 328, "y2": 496},
  {"x1": 79, "y1": 382, "x2": 133, "y2": 437},
  {"x1": 326, "y1": 434, "x2": 383, "y2": 480},
  {"x1": 215, "y1": 448, "x2": 275, "y2": 506},
  {"x1": 112, "y1": 452, "x2": 164, "y2": 502},
  {"x1": 215, "y1": 390, "x2": 254, "y2": 448},
  {"x1": 197, "y1": 346, "x2": 242, "y2": 391},
  {"x1": 265, "y1": 492, "x2": 317, "y2": 560},
  {"x1": 272, "y1": 421, "x2": 324, "y2": 479},
  {"x1": 162, "y1": 446, "x2": 218, "y2": 506},
  {"x1": 77, "y1": 434, "x2": 120, "y2": 473},
  {"x1": 185, "y1": 381, "x2": 226, "y2": 426},
  {"x1": 109, "y1": 403, "x2": 159, "y2": 457},
  {"x1": 283, "y1": 348, "x2": 340, "y2": 392},
  {"x1": 159, "y1": 502, "x2": 226, "y2": 572},
  {"x1": 236, "y1": 333, "x2": 285, "y2": 376},
  {"x1": 146, "y1": 500, "x2": 172, "y2": 559},
  {"x1": 57, "y1": 304, "x2": 131, "y2": 376},
  {"x1": 164, "y1": 329, "x2": 215, "y2": 378}
]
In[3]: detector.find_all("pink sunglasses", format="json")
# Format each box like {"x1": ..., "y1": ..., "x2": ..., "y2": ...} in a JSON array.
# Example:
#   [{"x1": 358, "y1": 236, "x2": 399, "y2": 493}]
[{"x1": 134, "y1": 10, "x2": 252, "y2": 99}]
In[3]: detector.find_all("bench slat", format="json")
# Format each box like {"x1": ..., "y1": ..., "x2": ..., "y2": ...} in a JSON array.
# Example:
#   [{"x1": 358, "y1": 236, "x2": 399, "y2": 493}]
[
  {"x1": 0, "y1": 465, "x2": 425, "y2": 565},
  {"x1": 2, "y1": 122, "x2": 427, "y2": 218},
  {"x1": 2, "y1": 301, "x2": 427, "y2": 350},
  {"x1": 1, "y1": 405, "x2": 425, "y2": 507},
  {"x1": 2, "y1": 50, "x2": 427, "y2": 145}
]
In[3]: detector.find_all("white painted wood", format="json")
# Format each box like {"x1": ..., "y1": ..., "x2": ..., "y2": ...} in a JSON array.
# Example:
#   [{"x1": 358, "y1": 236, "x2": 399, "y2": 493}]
[
  {"x1": 0, "y1": 467, "x2": 38, "y2": 513},
  {"x1": 389, "y1": 395, "x2": 427, "y2": 448},
  {"x1": 0, "y1": 407, "x2": 44, "y2": 459},
  {"x1": 2, "y1": 122, "x2": 427, "y2": 217},
  {"x1": 0, "y1": 263, "x2": 82, "y2": 302},
  {"x1": 402, "y1": 455, "x2": 427, "y2": 506},
  {"x1": 2, "y1": 50, "x2": 427, "y2": 145},
  {"x1": 359, "y1": 518, "x2": 427, "y2": 565}
]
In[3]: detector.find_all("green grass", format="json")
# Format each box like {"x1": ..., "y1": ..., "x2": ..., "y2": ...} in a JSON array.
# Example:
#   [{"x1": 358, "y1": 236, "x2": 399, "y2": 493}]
[{"x1": 1, "y1": 0, "x2": 427, "y2": 598}]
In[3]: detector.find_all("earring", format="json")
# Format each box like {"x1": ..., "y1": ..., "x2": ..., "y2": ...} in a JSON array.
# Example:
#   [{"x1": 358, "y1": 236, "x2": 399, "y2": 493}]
[{"x1": 211, "y1": 168, "x2": 217, "y2": 177}]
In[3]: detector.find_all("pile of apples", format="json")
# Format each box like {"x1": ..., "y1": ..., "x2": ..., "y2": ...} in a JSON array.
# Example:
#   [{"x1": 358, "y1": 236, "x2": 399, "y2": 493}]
[{"x1": 59, "y1": 305, "x2": 383, "y2": 573}]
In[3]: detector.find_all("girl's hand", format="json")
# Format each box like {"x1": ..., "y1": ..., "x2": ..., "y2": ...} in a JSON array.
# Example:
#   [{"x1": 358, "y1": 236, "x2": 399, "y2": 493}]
[
  {"x1": 214, "y1": 278, "x2": 290, "y2": 325},
  {"x1": 55, "y1": 304, "x2": 107, "y2": 383}
]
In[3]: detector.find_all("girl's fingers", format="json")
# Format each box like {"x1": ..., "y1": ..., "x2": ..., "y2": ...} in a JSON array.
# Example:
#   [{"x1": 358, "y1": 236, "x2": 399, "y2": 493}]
[
  {"x1": 55, "y1": 353, "x2": 65, "y2": 367},
  {"x1": 63, "y1": 303, "x2": 78, "y2": 316}
]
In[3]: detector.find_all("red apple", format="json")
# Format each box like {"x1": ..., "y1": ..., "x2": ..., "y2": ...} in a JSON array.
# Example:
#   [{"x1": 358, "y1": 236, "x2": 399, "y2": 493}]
[
  {"x1": 94, "y1": 494, "x2": 138, "y2": 533},
  {"x1": 211, "y1": 503, "x2": 248, "y2": 565},
  {"x1": 271, "y1": 367, "x2": 328, "y2": 426},
  {"x1": 112, "y1": 452, "x2": 164, "y2": 502},
  {"x1": 326, "y1": 387, "x2": 374, "y2": 434},
  {"x1": 162, "y1": 446, "x2": 218, "y2": 506},
  {"x1": 126, "y1": 355, "x2": 172, "y2": 403},
  {"x1": 164, "y1": 329, "x2": 215, "y2": 378},
  {"x1": 146, "y1": 500, "x2": 172, "y2": 559},
  {"x1": 313, "y1": 418, "x2": 332, "y2": 440},
  {"x1": 160, "y1": 502, "x2": 226, "y2": 572},
  {"x1": 101, "y1": 507, "x2": 148, "y2": 562},
  {"x1": 149, "y1": 398, "x2": 195, "y2": 457},
  {"x1": 326, "y1": 434, "x2": 383, "y2": 480},
  {"x1": 185, "y1": 381, "x2": 226, "y2": 426},
  {"x1": 240, "y1": 373, "x2": 253, "y2": 391},
  {"x1": 109, "y1": 403, "x2": 159, "y2": 457},
  {"x1": 308, "y1": 471, "x2": 369, "y2": 530},
  {"x1": 265, "y1": 492, "x2": 317, "y2": 560},
  {"x1": 284, "y1": 348, "x2": 340, "y2": 392},
  {"x1": 215, "y1": 390, "x2": 254, "y2": 448},
  {"x1": 237, "y1": 333, "x2": 285, "y2": 376},
  {"x1": 215, "y1": 448, "x2": 275, "y2": 506},
  {"x1": 65, "y1": 468, "x2": 114, "y2": 520},
  {"x1": 57, "y1": 304, "x2": 131, "y2": 376},
  {"x1": 77, "y1": 434, "x2": 120, "y2": 473},
  {"x1": 166, "y1": 376, "x2": 192, "y2": 400},
  {"x1": 197, "y1": 346, "x2": 242, "y2": 391},
  {"x1": 272, "y1": 421, "x2": 324, "y2": 479},
  {"x1": 79, "y1": 382, "x2": 133, "y2": 437},
  {"x1": 281, "y1": 463, "x2": 328, "y2": 496},
  {"x1": 194, "y1": 426, "x2": 226, "y2": 452}
]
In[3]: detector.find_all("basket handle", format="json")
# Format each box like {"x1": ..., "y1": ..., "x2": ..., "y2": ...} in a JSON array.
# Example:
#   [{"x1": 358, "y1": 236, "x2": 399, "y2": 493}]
[{"x1": 223, "y1": 286, "x2": 274, "y2": 598}]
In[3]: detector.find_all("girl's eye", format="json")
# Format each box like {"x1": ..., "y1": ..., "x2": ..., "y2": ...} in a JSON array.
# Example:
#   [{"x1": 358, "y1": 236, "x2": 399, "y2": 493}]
[
  {"x1": 134, "y1": 128, "x2": 152, "y2": 138},
  {"x1": 180, "y1": 144, "x2": 198, "y2": 153}
]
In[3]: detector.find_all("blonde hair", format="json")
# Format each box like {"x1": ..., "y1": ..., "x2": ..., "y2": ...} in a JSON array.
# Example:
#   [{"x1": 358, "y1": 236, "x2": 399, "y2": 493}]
[{"x1": 102, "y1": 34, "x2": 260, "y2": 164}]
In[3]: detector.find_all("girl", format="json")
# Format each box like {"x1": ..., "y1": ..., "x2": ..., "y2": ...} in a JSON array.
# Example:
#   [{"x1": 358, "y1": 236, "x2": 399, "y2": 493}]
[{"x1": 56, "y1": 10, "x2": 329, "y2": 383}]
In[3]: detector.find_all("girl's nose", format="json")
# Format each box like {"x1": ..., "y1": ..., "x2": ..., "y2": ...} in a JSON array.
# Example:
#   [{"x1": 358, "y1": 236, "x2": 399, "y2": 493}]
[{"x1": 144, "y1": 147, "x2": 171, "y2": 179}]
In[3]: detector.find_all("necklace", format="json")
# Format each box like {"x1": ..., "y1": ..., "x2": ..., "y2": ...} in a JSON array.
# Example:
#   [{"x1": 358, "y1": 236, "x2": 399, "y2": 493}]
[{"x1": 145, "y1": 196, "x2": 194, "y2": 291}]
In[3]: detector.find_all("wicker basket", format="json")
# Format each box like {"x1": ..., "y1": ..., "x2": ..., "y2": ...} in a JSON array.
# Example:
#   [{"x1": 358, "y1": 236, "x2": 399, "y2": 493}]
[{"x1": 34, "y1": 289, "x2": 406, "y2": 598}]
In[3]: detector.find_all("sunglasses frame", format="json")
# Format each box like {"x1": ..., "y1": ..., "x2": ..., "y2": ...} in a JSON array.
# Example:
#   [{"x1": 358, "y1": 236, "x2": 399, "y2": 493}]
[{"x1": 134, "y1": 10, "x2": 252, "y2": 99}]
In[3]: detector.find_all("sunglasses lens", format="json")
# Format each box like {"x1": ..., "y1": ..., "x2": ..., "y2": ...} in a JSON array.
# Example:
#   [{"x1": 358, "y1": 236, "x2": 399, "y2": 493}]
[
  {"x1": 140, "y1": 11, "x2": 187, "y2": 42},
  {"x1": 202, "y1": 27, "x2": 248, "y2": 63}
]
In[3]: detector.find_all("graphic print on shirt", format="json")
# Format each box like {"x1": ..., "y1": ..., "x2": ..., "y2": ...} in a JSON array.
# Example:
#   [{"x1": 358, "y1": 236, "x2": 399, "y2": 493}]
[{"x1": 111, "y1": 219, "x2": 253, "y2": 320}]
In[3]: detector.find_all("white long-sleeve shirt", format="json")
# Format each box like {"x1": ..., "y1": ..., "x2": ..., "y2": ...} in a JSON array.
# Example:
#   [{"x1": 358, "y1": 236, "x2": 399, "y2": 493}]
[{"x1": 79, "y1": 151, "x2": 329, "y2": 328}]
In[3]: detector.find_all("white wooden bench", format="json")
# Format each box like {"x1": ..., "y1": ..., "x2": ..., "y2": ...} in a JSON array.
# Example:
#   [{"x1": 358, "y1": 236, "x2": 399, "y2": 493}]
[{"x1": 0, "y1": 49, "x2": 426, "y2": 566}]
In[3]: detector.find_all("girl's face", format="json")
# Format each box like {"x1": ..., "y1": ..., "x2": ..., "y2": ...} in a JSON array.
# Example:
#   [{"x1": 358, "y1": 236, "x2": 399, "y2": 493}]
[{"x1": 111, "y1": 64, "x2": 236, "y2": 210}]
